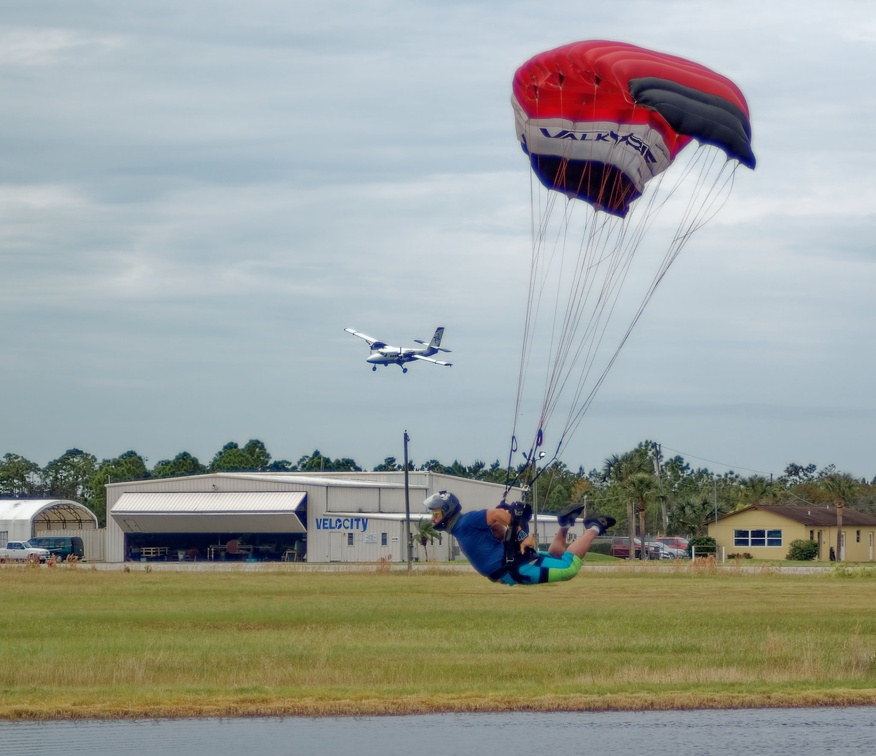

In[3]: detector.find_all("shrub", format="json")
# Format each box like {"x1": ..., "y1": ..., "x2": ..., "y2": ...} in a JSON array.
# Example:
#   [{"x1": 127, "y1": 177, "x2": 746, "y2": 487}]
[
  {"x1": 786, "y1": 539, "x2": 819, "y2": 561},
  {"x1": 687, "y1": 536, "x2": 716, "y2": 557},
  {"x1": 587, "y1": 541, "x2": 612, "y2": 556}
]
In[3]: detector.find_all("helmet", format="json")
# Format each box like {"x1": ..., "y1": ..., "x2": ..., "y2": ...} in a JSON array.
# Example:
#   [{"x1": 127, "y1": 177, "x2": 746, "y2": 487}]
[{"x1": 424, "y1": 490, "x2": 461, "y2": 531}]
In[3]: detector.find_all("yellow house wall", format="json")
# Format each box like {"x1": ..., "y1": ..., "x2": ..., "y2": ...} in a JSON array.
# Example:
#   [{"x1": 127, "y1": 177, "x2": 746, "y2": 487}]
[
  {"x1": 708, "y1": 509, "x2": 876, "y2": 562},
  {"x1": 846, "y1": 527, "x2": 876, "y2": 562}
]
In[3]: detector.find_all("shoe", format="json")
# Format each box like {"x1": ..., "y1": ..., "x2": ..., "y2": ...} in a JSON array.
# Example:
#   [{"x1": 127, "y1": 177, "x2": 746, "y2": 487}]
[
  {"x1": 557, "y1": 502, "x2": 586, "y2": 528},
  {"x1": 583, "y1": 515, "x2": 616, "y2": 535}
]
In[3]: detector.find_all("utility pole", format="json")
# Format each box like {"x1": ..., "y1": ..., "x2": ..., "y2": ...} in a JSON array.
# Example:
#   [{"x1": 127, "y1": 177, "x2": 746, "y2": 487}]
[
  {"x1": 404, "y1": 430, "x2": 412, "y2": 573},
  {"x1": 652, "y1": 441, "x2": 667, "y2": 534}
]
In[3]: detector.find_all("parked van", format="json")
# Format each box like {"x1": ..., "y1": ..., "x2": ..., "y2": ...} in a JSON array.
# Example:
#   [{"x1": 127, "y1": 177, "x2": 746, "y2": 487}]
[{"x1": 28, "y1": 536, "x2": 85, "y2": 561}]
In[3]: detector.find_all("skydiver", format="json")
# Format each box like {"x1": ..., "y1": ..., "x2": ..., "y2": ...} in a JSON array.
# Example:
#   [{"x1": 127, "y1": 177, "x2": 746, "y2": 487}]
[{"x1": 424, "y1": 491, "x2": 615, "y2": 586}]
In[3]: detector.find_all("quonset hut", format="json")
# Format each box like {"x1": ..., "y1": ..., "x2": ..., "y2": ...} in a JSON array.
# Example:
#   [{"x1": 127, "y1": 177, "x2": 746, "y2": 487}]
[
  {"x1": 0, "y1": 499, "x2": 100, "y2": 554},
  {"x1": 105, "y1": 471, "x2": 524, "y2": 564}
]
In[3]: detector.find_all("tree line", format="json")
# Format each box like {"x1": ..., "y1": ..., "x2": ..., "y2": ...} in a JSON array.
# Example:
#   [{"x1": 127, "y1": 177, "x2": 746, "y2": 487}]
[{"x1": 2, "y1": 439, "x2": 874, "y2": 533}]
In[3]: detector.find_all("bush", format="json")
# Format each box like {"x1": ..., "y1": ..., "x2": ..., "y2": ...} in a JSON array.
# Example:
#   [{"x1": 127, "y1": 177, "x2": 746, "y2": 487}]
[
  {"x1": 687, "y1": 536, "x2": 716, "y2": 557},
  {"x1": 786, "y1": 539, "x2": 819, "y2": 561},
  {"x1": 587, "y1": 540, "x2": 612, "y2": 556}
]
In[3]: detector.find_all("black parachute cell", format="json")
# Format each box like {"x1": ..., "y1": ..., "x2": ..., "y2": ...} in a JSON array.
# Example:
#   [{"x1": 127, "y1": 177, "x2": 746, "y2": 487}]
[{"x1": 628, "y1": 77, "x2": 756, "y2": 169}]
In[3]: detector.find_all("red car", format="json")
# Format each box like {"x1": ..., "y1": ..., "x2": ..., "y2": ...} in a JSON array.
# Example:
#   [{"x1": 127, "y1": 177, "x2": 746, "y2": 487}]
[
  {"x1": 610, "y1": 536, "x2": 661, "y2": 560},
  {"x1": 655, "y1": 536, "x2": 689, "y2": 552}
]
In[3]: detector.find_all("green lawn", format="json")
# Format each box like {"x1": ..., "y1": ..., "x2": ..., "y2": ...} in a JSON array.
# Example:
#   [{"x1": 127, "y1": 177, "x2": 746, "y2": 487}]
[{"x1": 1, "y1": 562, "x2": 874, "y2": 719}]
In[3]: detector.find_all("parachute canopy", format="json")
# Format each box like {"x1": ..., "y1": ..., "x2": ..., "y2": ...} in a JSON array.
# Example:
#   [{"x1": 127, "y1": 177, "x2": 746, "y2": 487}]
[
  {"x1": 504, "y1": 41, "x2": 755, "y2": 493},
  {"x1": 512, "y1": 40, "x2": 755, "y2": 217}
]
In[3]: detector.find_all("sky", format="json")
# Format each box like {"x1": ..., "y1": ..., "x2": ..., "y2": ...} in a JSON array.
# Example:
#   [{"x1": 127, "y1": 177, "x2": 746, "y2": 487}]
[{"x1": 2, "y1": 1, "x2": 875, "y2": 480}]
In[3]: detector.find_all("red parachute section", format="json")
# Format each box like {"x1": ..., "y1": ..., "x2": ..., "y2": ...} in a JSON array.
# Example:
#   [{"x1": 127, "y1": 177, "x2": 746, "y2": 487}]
[{"x1": 512, "y1": 40, "x2": 755, "y2": 216}]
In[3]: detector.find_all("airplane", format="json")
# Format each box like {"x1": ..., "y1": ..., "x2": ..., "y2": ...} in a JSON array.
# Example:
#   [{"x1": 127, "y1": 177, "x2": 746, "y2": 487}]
[{"x1": 344, "y1": 326, "x2": 452, "y2": 372}]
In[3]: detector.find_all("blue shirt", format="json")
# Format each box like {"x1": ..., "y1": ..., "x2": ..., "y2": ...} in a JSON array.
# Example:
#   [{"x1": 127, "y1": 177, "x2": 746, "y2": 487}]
[{"x1": 449, "y1": 510, "x2": 505, "y2": 578}]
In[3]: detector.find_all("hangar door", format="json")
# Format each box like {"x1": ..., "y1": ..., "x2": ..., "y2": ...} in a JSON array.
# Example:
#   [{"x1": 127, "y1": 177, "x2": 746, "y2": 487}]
[{"x1": 111, "y1": 492, "x2": 307, "y2": 534}]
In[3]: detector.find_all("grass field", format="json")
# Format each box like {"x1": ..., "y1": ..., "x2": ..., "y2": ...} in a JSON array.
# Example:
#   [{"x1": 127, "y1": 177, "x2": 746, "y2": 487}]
[{"x1": 1, "y1": 561, "x2": 875, "y2": 720}]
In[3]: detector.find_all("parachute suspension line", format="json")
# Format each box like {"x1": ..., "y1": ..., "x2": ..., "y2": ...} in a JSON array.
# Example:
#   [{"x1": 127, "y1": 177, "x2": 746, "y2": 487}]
[
  {"x1": 559, "y1": 148, "x2": 743, "y2": 446},
  {"x1": 532, "y1": 137, "x2": 662, "y2": 459},
  {"x1": 505, "y1": 151, "x2": 564, "y2": 494}
]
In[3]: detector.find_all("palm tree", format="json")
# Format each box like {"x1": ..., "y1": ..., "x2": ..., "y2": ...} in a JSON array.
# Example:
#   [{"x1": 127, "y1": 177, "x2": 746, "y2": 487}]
[
  {"x1": 739, "y1": 475, "x2": 776, "y2": 506},
  {"x1": 414, "y1": 520, "x2": 442, "y2": 561},
  {"x1": 821, "y1": 473, "x2": 860, "y2": 562},
  {"x1": 602, "y1": 447, "x2": 654, "y2": 552},
  {"x1": 624, "y1": 472, "x2": 657, "y2": 561}
]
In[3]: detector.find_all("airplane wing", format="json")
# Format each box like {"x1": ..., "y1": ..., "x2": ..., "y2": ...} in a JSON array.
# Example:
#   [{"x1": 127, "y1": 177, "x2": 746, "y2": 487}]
[
  {"x1": 411, "y1": 354, "x2": 452, "y2": 367},
  {"x1": 344, "y1": 328, "x2": 384, "y2": 348}
]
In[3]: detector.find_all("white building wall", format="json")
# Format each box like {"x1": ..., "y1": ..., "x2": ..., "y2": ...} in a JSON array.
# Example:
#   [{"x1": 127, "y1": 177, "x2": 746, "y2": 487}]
[
  {"x1": 322, "y1": 520, "x2": 409, "y2": 563},
  {"x1": 0, "y1": 519, "x2": 31, "y2": 542},
  {"x1": 101, "y1": 472, "x2": 524, "y2": 564}
]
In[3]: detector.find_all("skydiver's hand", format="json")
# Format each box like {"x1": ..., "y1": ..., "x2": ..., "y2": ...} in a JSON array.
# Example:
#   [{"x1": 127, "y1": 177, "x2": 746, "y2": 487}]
[{"x1": 519, "y1": 534, "x2": 536, "y2": 553}]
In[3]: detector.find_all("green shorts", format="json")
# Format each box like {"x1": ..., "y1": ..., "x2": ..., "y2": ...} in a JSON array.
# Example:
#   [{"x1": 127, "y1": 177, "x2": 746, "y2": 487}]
[{"x1": 499, "y1": 551, "x2": 583, "y2": 585}]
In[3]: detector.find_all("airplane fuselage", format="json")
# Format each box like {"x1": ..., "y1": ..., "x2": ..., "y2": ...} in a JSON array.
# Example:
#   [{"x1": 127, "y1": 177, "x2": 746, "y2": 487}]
[{"x1": 366, "y1": 346, "x2": 438, "y2": 366}]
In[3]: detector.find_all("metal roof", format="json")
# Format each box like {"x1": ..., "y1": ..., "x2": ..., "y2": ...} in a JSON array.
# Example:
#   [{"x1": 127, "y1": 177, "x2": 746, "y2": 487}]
[
  {"x1": 111, "y1": 492, "x2": 307, "y2": 534},
  {"x1": 0, "y1": 499, "x2": 99, "y2": 528}
]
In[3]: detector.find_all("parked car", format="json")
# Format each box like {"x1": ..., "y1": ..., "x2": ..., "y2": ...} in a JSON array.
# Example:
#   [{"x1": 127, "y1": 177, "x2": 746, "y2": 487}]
[
  {"x1": 655, "y1": 536, "x2": 689, "y2": 553},
  {"x1": 646, "y1": 540, "x2": 687, "y2": 560},
  {"x1": 610, "y1": 536, "x2": 661, "y2": 560},
  {"x1": 0, "y1": 540, "x2": 51, "y2": 562}
]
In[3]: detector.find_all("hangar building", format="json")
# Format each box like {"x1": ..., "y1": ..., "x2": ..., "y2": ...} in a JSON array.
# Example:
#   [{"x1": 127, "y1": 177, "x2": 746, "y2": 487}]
[
  {"x1": 105, "y1": 471, "x2": 525, "y2": 564},
  {"x1": 0, "y1": 499, "x2": 101, "y2": 556}
]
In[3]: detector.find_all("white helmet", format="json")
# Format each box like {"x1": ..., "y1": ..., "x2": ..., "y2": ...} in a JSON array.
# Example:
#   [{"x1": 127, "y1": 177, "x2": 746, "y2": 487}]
[{"x1": 424, "y1": 490, "x2": 461, "y2": 530}]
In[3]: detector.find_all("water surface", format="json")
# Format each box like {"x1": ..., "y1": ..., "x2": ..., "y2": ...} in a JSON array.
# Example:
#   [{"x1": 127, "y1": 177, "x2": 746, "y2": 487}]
[{"x1": 4, "y1": 707, "x2": 874, "y2": 755}]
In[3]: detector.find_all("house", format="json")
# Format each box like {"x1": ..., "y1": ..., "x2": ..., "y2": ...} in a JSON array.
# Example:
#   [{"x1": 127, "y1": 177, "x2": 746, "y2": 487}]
[{"x1": 708, "y1": 504, "x2": 876, "y2": 562}]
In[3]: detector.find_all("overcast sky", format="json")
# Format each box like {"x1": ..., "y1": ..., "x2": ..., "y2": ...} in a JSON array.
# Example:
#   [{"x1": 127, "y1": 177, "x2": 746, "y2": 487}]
[{"x1": 2, "y1": 1, "x2": 875, "y2": 481}]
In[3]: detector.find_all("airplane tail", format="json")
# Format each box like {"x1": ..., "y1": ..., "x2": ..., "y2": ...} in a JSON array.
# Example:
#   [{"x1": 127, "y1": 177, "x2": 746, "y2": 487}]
[{"x1": 429, "y1": 327, "x2": 451, "y2": 353}]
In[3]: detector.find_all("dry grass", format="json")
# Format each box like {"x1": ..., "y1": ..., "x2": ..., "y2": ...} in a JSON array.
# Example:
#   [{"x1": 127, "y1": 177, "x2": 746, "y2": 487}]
[{"x1": 1, "y1": 564, "x2": 874, "y2": 720}]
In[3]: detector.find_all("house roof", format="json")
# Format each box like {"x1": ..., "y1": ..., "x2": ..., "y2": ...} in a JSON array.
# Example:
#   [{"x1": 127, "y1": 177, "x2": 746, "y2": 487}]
[{"x1": 720, "y1": 504, "x2": 876, "y2": 528}]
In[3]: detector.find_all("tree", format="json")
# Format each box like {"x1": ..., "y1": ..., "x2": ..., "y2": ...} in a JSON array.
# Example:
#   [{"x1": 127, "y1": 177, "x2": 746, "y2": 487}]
[
  {"x1": 89, "y1": 451, "x2": 149, "y2": 525},
  {"x1": 601, "y1": 445, "x2": 655, "y2": 551},
  {"x1": 420, "y1": 459, "x2": 448, "y2": 474},
  {"x1": 242, "y1": 439, "x2": 271, "y2": 470},
  {"x1": 821, "y1": 473, "x2": 860, "y2": 562},
  {"x1": 601, "y1": 445, "x2": 653, "y2": 484},
  {"x1": 624, "y1": 472, "x2": 657, "y2": 561},
  {"x1": 293, "y1": 450, "x2": 361, "y2": 472},
  {"x1": 671, "y1": 493, "x2": 717, "y2": 536},
  {"x1": 0, "y1": 453, "x2": 41, "y2": 497},
  {"x1": 210, "y1": 440, "x2": 271, "y2": 472},
  {"x1": 373, "y1": 457, "x2": 401, "y2": 472},
  {"x1": 413, "y1": 520, "x2": 442, "y2": 561},
  {"x1": 42, "y1": 449, "x2": 98, "y2": 506},
  {"x1": 780, "y1": 463, "x2": 817, "y2": 487},
  {"x1": 152, "y1": 452, "x2": 206, "y2": 479},
  {"x1": 738, "y1": 475, "x2": 777, "y2": 506}
]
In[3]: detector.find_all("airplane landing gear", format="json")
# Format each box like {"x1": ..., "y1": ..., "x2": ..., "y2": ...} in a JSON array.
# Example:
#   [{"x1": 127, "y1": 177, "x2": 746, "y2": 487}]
[{"x1": 372, "y1": 366, "x2": 377, "y2": 372}]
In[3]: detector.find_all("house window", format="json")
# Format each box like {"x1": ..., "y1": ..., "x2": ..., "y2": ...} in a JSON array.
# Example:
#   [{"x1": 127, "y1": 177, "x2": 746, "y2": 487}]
[
  {"x1": 347, "y1": 533, "x2": 354, "y2": 547},
  {"x1": 734, "y1": 529, "x2": 782, "y2": 547},
  {"x1": 381, "y1": 532, "x2": 388, "y2": 546},
  {"x1": 856, "y1": 530, "x2": 861, "y2": 543}
]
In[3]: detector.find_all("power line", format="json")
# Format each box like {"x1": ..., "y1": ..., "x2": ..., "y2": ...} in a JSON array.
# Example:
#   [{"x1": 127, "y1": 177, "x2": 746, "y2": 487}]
[{"x1": 659, "y1": 445, "x2": 775, "y2": 477}]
